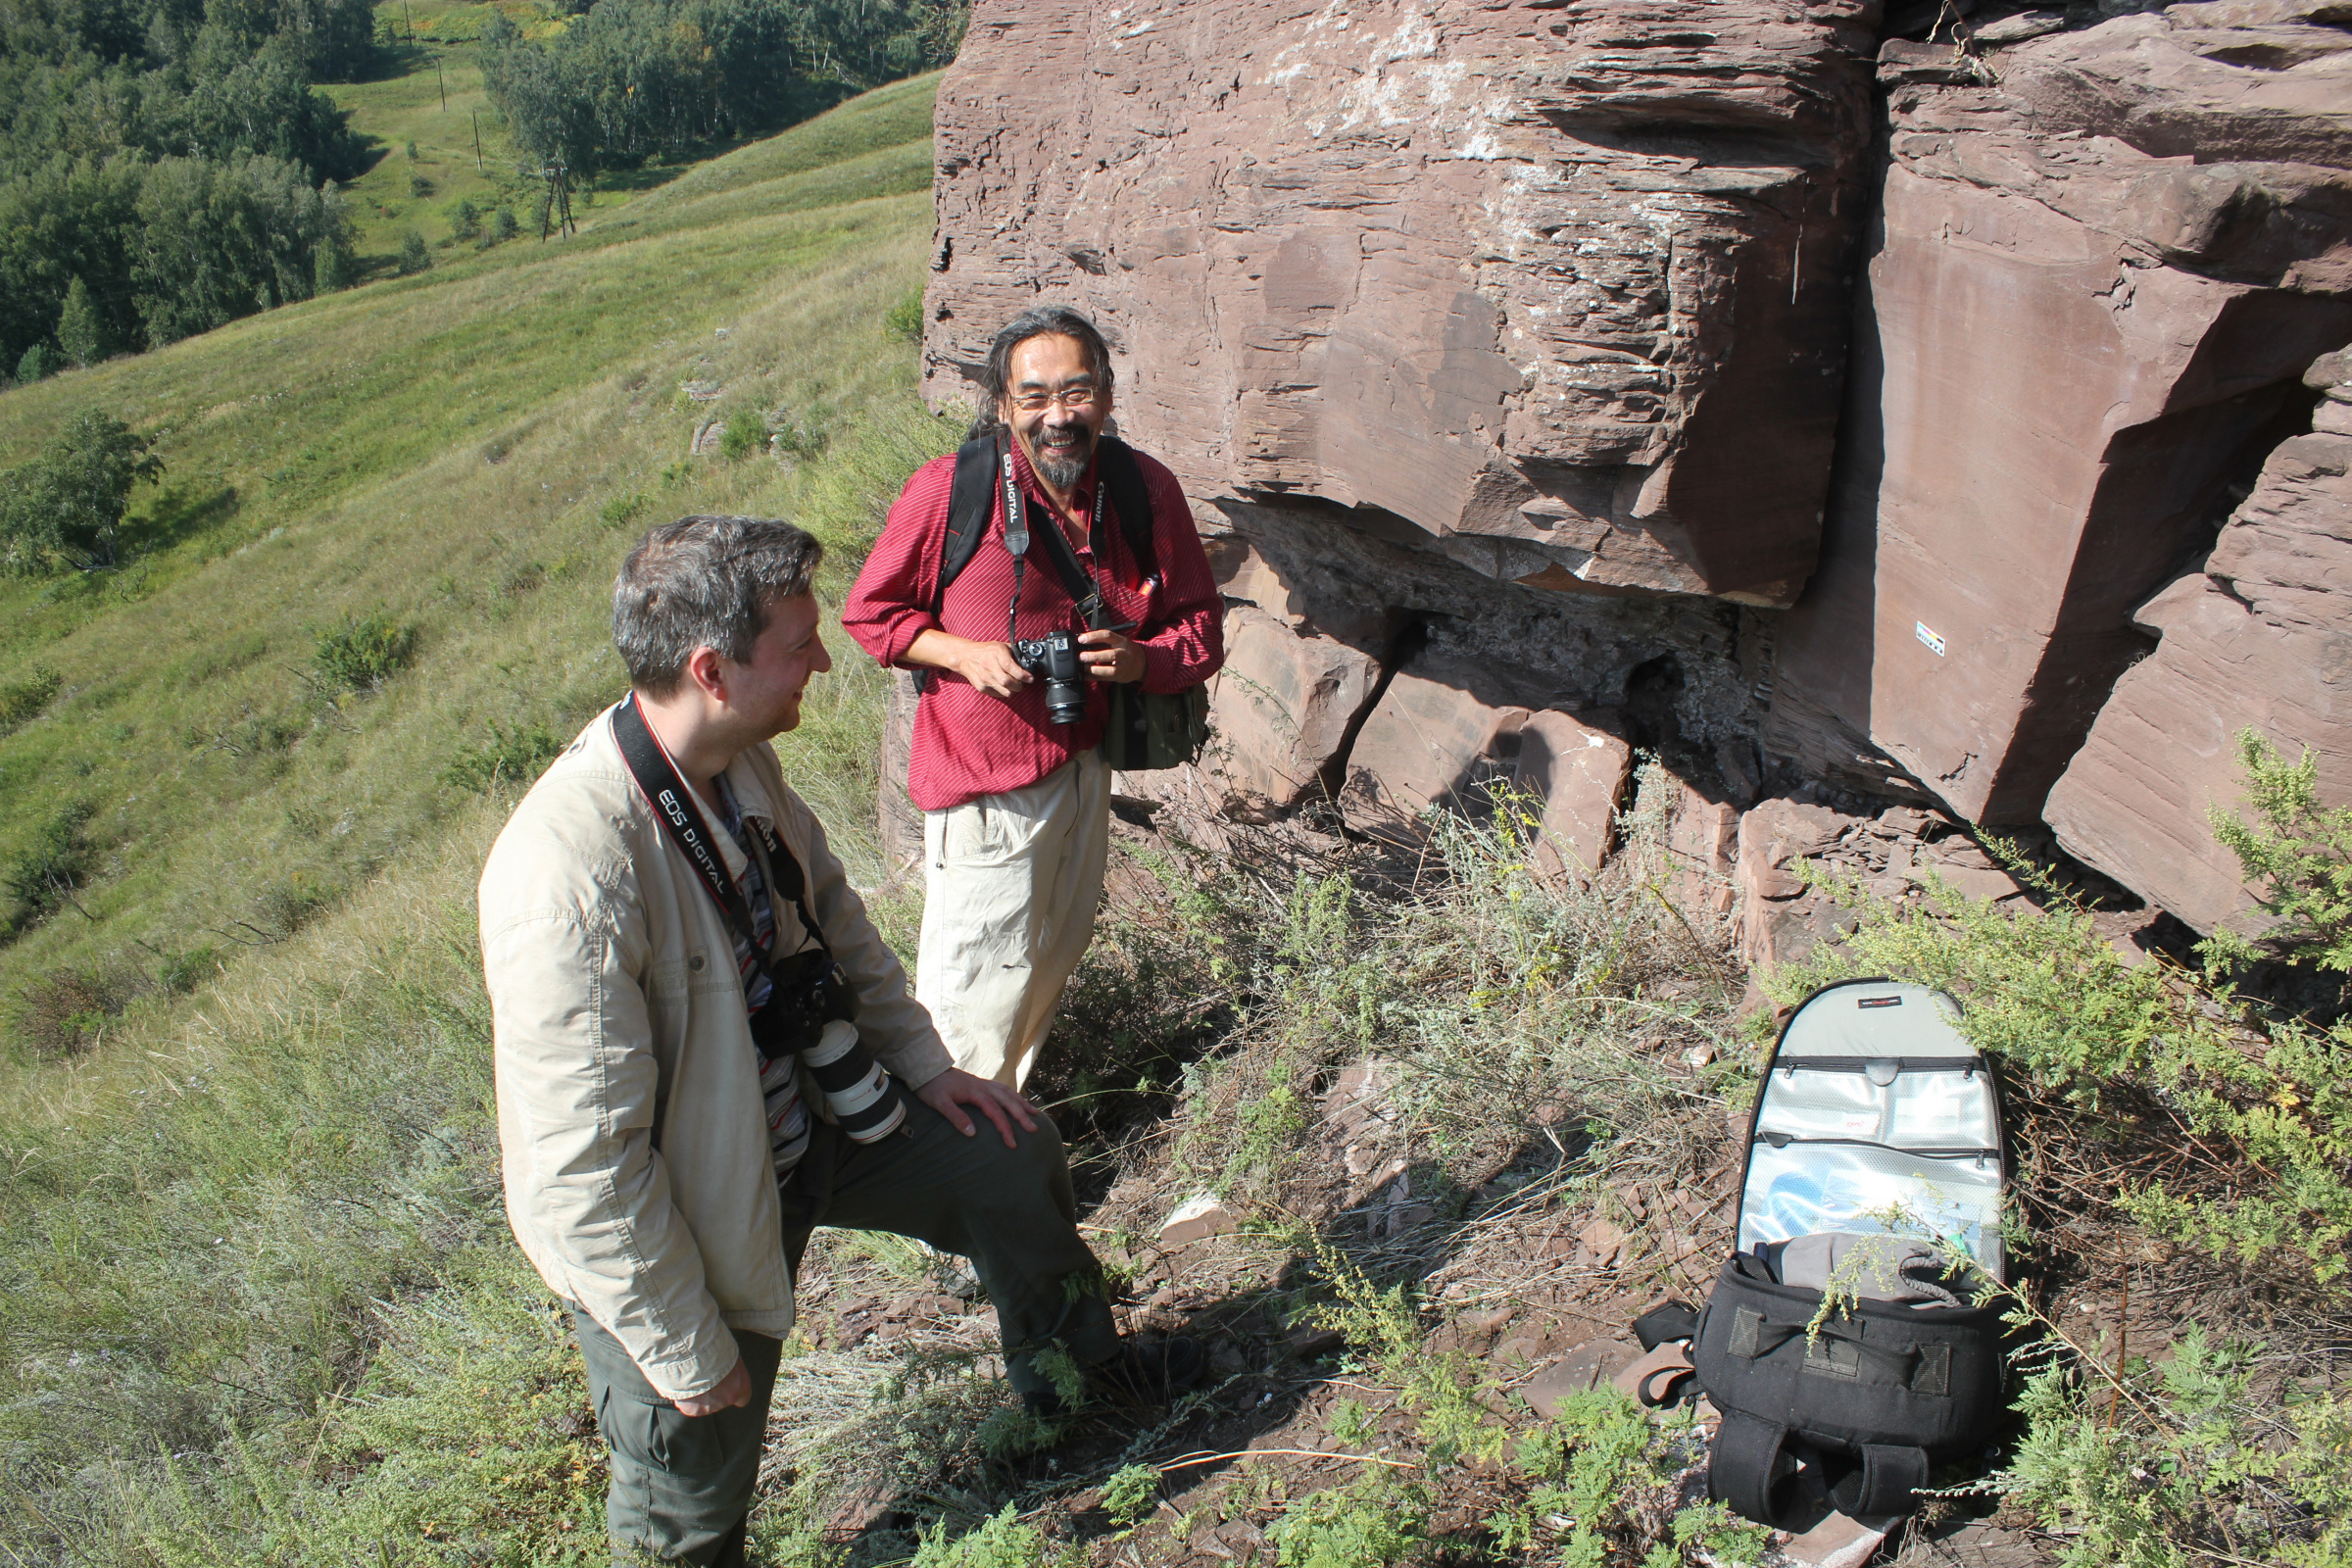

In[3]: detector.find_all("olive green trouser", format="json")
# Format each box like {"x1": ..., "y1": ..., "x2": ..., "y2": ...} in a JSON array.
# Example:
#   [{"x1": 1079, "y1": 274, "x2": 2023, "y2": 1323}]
[{"x1": 575, "y1": 1105, "x2": 1122, "y2": 1566}]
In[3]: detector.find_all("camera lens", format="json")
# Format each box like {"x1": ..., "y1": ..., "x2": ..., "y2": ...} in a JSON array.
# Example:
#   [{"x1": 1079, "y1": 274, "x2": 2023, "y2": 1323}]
[{"x1": 1040, "y1": 632, "x2": 1087, "y2": 726}]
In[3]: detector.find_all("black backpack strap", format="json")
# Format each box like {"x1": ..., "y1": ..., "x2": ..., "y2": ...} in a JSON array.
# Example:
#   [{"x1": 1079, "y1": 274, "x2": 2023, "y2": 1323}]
[
  {"x1": 1824, "y1": 1443, "x2": 1930, "y2": 1519},
  {"x1": 1633, "y1": 1299, "x2": 1699, "y2": 1351},
  {"x1": 1095, "y1": 433, "x2": 1158, "y2": 586},
  {"x1": 916, "y1": 435, "x2": 1011, "y2": 695},
  {"x1": 1709, "y1": 1411, "x2": 1802, "y2": 1527},
  {"x1": 934, "y1": 435, "x2": 1001, "y2": 611}
]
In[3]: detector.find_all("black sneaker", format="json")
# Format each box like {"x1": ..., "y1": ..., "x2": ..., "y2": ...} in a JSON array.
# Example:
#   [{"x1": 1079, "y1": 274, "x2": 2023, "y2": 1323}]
[{"x1": 1027, "y1": 1336, "x2": 1204, "y2": 1417}]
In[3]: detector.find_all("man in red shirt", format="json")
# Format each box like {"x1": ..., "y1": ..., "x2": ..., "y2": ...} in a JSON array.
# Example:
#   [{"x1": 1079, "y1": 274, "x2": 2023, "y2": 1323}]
[{"x1": 844, "y1": 307, "x2": 1224, "y2": 1087}]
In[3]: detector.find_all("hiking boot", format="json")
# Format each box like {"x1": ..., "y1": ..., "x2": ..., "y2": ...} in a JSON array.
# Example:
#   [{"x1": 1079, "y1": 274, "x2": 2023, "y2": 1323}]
[{"x1": 1026, "y1": 1335, "x2": 1204, "y2": 1417}]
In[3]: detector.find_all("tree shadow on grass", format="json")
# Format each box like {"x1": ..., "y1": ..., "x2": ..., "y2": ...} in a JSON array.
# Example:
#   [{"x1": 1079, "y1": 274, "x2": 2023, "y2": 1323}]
[{"x1": 122, "y1": 484, "x2": 240, "y2": 557}]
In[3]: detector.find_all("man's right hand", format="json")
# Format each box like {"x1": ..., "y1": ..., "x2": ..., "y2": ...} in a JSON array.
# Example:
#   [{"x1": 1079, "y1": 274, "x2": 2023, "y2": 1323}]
[
  {"x1": 906, "y1": 629, "x2": 1033, "y2": 700},
  {"x1": 953, "y1": 640, "x2": 1034, "y2": 700},
  {"x1": 671, "y1": 1355, "x2": 752, "y2": 1417}
]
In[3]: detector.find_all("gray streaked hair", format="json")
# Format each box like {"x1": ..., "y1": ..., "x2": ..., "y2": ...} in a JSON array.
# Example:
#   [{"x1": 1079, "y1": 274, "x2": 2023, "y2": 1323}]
[
  {"x1": 612, "y1": 514, "x2": 822, "y2": 695},
  {"x1": 968, "y1": 305, "x2": 1116, "y2": 438}
]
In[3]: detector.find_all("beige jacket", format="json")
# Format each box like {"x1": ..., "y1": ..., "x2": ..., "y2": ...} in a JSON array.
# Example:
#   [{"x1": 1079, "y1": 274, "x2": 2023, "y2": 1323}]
[{"x1": 478, "y1": 705, "x2": 953, "y2": 1399}]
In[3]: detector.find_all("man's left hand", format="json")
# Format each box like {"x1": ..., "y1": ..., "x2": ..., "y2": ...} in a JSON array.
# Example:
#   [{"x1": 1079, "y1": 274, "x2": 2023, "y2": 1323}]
[
  {"x1": 915, "y1": 1068, "x2": 1041, "y2": 1149},
  {"x1": 1078, "y1": 628, "x2": 1144, "y2": 683}
]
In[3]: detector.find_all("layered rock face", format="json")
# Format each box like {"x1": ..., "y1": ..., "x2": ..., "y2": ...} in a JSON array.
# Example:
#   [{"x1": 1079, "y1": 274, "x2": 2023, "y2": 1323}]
[
  {"x1": 2045, "y1": 351, "x2": 2352, "y2": 935},
  {"x1": 1768, "y1": 0, "x2": 2352, "y2": 823},
  {"x1": 927, "y1": 0, "x2": 1881, "y2": 605},
  {"x1": 908, "y1": 0, "x2": 2352, "y2": 950}
]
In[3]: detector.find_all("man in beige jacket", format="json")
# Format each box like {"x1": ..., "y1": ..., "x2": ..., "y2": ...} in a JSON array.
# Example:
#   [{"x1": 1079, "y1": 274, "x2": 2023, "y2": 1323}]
[{"x1": 479, "y1": 515, "x2": 1191, "y2": 1567}]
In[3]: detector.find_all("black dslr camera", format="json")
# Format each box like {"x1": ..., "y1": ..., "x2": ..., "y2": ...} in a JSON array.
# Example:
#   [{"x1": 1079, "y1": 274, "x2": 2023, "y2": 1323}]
[
  {"x1": 750, "y1": 949, "x2": 862, "y2": 1061},
  {"x1": 1010, "y1": 628, "x2": 1089, "y2": 726}
]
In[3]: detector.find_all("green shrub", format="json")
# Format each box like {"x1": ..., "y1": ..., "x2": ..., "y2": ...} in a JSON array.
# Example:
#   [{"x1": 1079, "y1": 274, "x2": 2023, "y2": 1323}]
[
  {"x1": 314, "y1": 234, "x2": 353, "y2": 293},
  {"x1": 1100, "y1": 1463, "x2": 1158, "y2": 1531},
  {"x1": 0, "y1": 408, "x2": 165, "y2": 573},
  {"x1": 158, "y1": 944, "x2": 221, "y2": 995},
  {"x1": 910, "y1": 1504, "x2": 1074, "y2": 1568},
  {"x1": 0, "y1": 665, "x2": 61, "y2": 733},
  {"x1": 719, "y1": 405, "x2": 769, "y2": 462},
  {"x1": 1269, "y1": 1476, "x2": 1427, "y2": 1568},
  {"x1": 6, "y1": 963, "x2": 133, "y2": 1057},
  {"x1": 493, "y1": 207, "x2": 520, "y2": 242},
  {"x1": 312, "y1": 612, "x2": 418, "y2": 694},
  {"x1": 598, "y1": 491, "x2": 650, "y2": 531},
  {"x1": 770, "y1": 401, "x2": 839, "y2": 463},
  {"x1": 2, "y1": 802, "x2": 94, "y2": 935},
  {"x1": 442, "y1": 722, "x2": 566, "y2": 791},
  {"x1": 14, "y1": 341, "x2": 54, "y2": 385},
  {"x1": 885, "y1": 288, "x2": 924, "y2": 341},
  {"x1": 57, "y1": 274, "x2": 105, "y2": 368},
  {"x1": 396, "y1": 228, "x2": 433, "y2": 274},
  {"x1": 2201, "y1": 729, "x2": 2352, "y2": 976},
  {"x1": 451, "y1": 196, "x2": 481, "y2": 241}
]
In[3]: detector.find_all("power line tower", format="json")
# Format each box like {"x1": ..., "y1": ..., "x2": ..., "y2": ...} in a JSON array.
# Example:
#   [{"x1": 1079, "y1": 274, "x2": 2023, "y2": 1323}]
[{"x1": 538, "y1": 161, "x2": 578, "y2": 239}]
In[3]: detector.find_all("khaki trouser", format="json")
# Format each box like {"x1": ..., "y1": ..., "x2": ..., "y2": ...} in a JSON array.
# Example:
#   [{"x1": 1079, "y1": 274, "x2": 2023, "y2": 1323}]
[
  {"x1": 574, "y1": 1106, "x2": 1120, "y2": 1566},
  {"x1": 916, "y1": 751, "x2": 1110, "y2": 1088}
]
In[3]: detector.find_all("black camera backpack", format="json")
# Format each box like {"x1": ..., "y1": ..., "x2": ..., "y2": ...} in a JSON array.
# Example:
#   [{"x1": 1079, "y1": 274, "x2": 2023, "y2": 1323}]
[{"x1": 1692, "y1": 978, "x2": 2011, "y2": 1526}]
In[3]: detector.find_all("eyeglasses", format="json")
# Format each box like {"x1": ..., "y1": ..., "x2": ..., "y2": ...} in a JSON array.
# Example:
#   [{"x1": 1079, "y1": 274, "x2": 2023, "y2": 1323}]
[{"x1": 1008, "y1": 386, "x2": 1100, "y2": 413}]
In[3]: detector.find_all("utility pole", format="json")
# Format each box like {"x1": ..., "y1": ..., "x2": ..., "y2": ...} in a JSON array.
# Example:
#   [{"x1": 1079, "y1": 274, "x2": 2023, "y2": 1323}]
[
  {"x1": 435, "y1": 56, "x2": 447, "y2": 112},
  {"x1": 402, "y1": 0, "x2": 413, "y2": 40},
  {"x1": 471, "y1": 112, "x2": 483, "y2": 173}
]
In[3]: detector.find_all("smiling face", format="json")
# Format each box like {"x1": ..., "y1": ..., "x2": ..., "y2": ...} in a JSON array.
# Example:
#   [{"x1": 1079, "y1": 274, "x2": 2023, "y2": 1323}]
[
  {"x1": 998, "y1": 332, "x2": 1110, "y2": 493},
  {"x1": 718, "y1": 591, "x2": 830, "y2": 741}
]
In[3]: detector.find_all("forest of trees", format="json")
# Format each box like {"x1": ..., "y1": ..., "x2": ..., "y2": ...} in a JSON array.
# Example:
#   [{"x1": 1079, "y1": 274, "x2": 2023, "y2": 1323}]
[
  {"x1": 0, "y1": 0, "x2": 372, "y2": 377},
  {"x1": 481, "y1": 0, "x2": 963, "y2": 175}
]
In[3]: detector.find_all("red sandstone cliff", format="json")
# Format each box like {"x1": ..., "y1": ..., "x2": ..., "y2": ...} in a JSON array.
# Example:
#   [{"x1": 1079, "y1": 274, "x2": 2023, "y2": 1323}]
[{"x1": 912, "y1": 0, "x2": 2352, "y2": 946}]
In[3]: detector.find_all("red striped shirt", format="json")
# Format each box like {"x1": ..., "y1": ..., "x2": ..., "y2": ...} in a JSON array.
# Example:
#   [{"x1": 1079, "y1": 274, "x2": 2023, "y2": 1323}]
[{"x1": 844, "y1": 440, "x2": 1224, "y2": 811}]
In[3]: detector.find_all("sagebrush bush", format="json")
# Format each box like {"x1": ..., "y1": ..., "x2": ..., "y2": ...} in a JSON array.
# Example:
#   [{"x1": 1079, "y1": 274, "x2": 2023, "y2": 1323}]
[
  {"x1": 1, "y1": 801, "x2": 93, "y2": 934},
  {"x1": 7, "y1": 963, "x2": 135, "y2": 1057},
  {"x1": 720, "y1": 405, "x2": 769, "y2": 461},
  {"x1": 442, "y1": 721, "x2": 566, "y2": 791},
  {"x1": 2201, "y1": 728, "x2": 2352, "y2": 977},
  {"x1": 311, "y1": 612, "x2": 417, "y2": 694},
  {"x1": 885, "y1": 288, "x2": 924, "y2": 341},
  {"x1": 0, "y1": 663, "x2": 59, "y2": 732}
]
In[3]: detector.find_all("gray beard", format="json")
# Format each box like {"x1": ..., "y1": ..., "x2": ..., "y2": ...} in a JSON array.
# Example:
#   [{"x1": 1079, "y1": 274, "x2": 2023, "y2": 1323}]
[{"x1": 1034, "y1": 435, "x2": 1091, "y2": 490}]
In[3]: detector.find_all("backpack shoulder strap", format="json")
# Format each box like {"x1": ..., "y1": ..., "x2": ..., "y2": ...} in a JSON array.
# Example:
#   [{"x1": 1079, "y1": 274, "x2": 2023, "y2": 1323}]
[
  {"x1": 1095, "y1": 433, "x2": 1159, "y2": 585},
  {"x1": 933, "y1": 434, "x2": 1001, "y2": 611}
]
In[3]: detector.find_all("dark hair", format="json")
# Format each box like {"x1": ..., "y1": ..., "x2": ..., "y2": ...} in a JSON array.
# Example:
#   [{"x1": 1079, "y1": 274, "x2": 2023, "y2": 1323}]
[
  {"x1": 970, "y1": 305, "x2": 1116, "y2": 437},
  {"x1": 612, "y1": 514, "x2": 822, "y2": 696}
]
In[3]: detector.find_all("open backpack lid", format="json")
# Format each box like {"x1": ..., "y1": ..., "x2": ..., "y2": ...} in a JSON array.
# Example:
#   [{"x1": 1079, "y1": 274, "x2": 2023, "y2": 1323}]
[{"x1": 1737, "y1": 978, "x2": 2008, "y2": 1284}]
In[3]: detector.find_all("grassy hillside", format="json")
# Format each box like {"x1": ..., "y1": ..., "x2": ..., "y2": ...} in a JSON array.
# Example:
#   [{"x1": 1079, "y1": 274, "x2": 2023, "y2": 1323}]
[
  {"x1": 0, "y1": 71, "x2": 951, "y2": 1065},
  {"x1": 0, "y1": 75, "x2": 962, "y2": 1553}
]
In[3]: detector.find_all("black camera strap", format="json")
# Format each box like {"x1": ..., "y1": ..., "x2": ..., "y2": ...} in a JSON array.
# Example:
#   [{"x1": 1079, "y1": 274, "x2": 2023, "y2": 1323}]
[
  {"x1": 612, "y1": 693, "x2": 833, "y2": 974},
  {"x1": 996, "y1": 427, "x2": 1109, "y2": 635}
]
